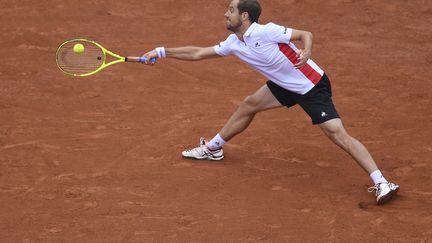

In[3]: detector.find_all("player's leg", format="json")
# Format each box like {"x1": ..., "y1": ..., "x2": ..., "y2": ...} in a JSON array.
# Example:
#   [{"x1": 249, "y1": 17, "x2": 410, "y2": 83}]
[
  {"x1": 318, "y1": 118, "x2": 378, "y2": 173},
  {"x1": 219, "y1": 84, "x2": 283, "y2": 141},
  {"x1": 297, "y1": 73, "x2": 399, "y2": 204},
  {"x1": 297, "y1": 74, "x2": 380, "y2": 175},
  {"x1": 319, "y1": 118, "x2": 399, "y2": 204},
  {"x1": 182, "y1": 84, "x2": 282, "y2": 160}
]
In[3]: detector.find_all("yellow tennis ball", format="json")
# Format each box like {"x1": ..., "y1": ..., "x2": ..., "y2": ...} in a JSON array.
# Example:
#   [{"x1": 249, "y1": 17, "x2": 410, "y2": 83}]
[{"x1": 73, "y1": 43, "x2": 85, "y2": 54}]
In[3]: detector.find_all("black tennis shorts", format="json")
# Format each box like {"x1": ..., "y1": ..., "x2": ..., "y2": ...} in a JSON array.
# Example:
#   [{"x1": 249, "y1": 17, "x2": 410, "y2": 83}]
[{"x1": 267, "y1": 73, "x2": 340, "y2": 124}]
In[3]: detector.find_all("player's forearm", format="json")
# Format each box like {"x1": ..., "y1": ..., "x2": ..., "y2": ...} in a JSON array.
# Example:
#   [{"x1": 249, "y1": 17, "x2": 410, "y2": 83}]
[
  {"x1": 143, "y1": 46, "x2": 218, "y2": 63},
  {"x1": 300, "y1": 31, "x2": 313, "y2": 53},
  {"x1": 165, "y1": 46, "x2": 205, "y2": 60}
]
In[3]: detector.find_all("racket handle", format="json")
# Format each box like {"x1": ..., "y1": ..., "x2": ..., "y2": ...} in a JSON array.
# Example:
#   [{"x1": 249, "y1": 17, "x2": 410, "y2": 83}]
[{"x1": 138, "y1": 56, "x2": 157, "y2": 64}]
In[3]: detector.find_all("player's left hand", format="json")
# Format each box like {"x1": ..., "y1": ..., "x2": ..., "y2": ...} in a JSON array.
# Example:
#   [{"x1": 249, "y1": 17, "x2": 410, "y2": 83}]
[{"x1": 294, "y1": 49, "x2": 311, "y2": 69}]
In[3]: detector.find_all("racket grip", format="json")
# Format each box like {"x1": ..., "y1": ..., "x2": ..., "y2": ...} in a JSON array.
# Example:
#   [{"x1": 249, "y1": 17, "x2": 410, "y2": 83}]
[{"x1": 138, "y1": 56, "x2": 157, "y2": 64}]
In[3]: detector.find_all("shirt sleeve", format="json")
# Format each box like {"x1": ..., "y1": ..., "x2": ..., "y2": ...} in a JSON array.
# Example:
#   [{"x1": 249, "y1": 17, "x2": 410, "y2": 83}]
[
  {"x1": 214, "y1": 35, "x2": 233, "y2": 56},
  {"x1": 263, "y1": 22, "x2": 293, "y2": 44}
]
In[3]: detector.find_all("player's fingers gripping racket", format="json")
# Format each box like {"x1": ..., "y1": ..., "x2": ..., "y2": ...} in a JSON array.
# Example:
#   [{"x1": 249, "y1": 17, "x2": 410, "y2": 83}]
[{"x1": 56, "y1": 38, "x2": 156, "y2": 77}]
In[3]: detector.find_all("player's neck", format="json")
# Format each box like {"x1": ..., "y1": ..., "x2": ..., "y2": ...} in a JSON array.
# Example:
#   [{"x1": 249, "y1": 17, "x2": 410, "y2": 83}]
[{"x1": 234, "y1": 21, "x2": 251, "y2": 42}]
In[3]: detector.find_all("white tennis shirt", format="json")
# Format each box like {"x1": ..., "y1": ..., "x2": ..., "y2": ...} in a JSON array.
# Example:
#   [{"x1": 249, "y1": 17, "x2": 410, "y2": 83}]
[{"x1": 214, "y1": 22, "x2": 324, "y2": 95}]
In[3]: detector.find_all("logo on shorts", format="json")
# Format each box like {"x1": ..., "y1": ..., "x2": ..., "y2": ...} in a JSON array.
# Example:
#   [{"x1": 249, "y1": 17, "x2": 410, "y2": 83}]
[
  {"x1": 321, "y1": 112, "x2": 328, "y2": 117},
  {"x1": 255, "y1": 42, "x2": 261, "y2": 47}
]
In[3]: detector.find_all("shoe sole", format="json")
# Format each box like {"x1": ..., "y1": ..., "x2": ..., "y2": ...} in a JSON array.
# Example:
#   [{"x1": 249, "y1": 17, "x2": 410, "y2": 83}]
[
  {"x1": 377, "y1": 187, "x2": 399, "y2": 205},
  {"x1": 182, "y1": 155, "x2": 224, "y2": 161}
]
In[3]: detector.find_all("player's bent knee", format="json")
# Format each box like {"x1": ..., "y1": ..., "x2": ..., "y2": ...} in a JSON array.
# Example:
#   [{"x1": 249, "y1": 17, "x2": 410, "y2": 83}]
[{"x1": 241, "y1": 95, "x2": 261, "y2": 113}]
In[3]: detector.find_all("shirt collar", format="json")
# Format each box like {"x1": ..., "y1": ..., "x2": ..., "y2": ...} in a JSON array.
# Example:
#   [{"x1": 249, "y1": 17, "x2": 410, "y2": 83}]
[{"x1": 244, "y1": 22, "x2": 258, "y2": 37}]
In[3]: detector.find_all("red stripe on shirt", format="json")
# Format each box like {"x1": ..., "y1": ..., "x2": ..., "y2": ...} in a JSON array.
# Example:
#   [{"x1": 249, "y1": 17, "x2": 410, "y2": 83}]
[{"x1": 278, "y1": 43, "x2": 322, "y2": 85}]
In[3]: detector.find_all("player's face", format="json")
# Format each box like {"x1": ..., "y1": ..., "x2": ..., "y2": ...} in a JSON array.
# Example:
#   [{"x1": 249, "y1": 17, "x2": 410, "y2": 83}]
[{"x1": 225, "y1": 0, "x2": 242, "y2": 32}]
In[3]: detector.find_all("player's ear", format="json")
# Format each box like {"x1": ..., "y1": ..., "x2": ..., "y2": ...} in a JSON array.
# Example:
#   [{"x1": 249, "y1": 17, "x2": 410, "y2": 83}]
[{"x1": 241, "y1": 12, "x2": 249, "y2": 21}]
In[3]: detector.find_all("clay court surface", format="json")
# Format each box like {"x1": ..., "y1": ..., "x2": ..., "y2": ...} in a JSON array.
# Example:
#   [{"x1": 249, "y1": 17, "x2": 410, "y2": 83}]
[{"x1": 1, "y1": 0, "x2": 432, "y2": 242}]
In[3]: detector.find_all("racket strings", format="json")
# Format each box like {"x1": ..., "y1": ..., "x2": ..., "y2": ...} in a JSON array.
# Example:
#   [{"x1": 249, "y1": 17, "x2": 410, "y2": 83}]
[{"x1": 56, "y1": 41, "x2": 104, "y2": 75}]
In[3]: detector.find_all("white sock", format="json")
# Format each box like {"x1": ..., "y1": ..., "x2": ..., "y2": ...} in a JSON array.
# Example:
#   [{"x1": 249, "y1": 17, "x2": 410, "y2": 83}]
[
  {"x1": 206, "y1": 134, "x2": 226, "y2": 150},
  {"x1": 370, "y1": 170, "x2": 388, "y2": 185}
]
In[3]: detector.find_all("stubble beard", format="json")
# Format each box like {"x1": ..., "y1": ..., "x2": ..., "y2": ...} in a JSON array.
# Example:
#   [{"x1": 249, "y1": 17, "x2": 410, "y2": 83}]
[{"x1": 226, "y1": 20, "x2": 242, "y2": 32}]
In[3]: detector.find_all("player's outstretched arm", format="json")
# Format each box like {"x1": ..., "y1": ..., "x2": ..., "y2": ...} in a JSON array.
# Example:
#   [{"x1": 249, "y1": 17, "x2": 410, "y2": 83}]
[{"x1": 142, "y1": 46, "x2": 219, "y2": 64}]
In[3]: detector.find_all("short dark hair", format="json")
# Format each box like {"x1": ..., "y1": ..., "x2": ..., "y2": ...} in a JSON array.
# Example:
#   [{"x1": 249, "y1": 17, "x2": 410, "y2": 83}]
[{"x1": 238, "y1": 0, "x2": 261, "y2": 23}]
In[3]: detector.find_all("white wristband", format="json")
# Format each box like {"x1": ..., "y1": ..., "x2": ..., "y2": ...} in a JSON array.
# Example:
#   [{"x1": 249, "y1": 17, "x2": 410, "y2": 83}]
[{"x1": 155, "y1": 47, "x2": 166, "y2": 58}]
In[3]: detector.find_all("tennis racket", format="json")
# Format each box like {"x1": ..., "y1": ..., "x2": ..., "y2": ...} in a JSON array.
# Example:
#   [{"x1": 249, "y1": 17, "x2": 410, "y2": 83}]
[{"x1": 56, "y1": 38, "x2": 156, "y2": 77}]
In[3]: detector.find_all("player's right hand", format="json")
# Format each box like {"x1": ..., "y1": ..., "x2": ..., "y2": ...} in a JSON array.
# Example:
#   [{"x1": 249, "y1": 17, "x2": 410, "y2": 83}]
[{"x1": 141, "y1": 49, "x2": 158, "y2": 65}]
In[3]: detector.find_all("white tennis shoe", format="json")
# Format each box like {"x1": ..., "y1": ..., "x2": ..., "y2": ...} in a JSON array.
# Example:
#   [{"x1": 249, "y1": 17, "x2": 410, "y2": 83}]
[
  {"x1": 368, "y1": 182, "x2": 400, "y2": 205},
  {"x1": 182, "y1": 137, "x2": 224, "y2": 161}
]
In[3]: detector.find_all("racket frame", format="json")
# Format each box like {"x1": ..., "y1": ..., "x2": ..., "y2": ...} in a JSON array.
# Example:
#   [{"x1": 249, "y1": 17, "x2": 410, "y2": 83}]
[{"x1": 56, "y1": 38, "x2": 147, "y2": 77}]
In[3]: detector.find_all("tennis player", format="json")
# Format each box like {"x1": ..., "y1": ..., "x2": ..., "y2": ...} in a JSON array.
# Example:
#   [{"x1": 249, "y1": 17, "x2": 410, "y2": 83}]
[{"x1": 142, "y1": 0, "x2": 399, "y2": 205}]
